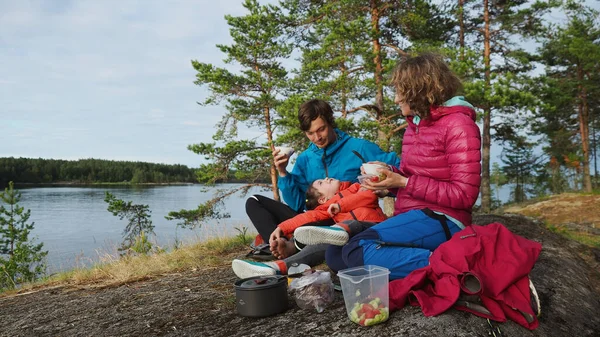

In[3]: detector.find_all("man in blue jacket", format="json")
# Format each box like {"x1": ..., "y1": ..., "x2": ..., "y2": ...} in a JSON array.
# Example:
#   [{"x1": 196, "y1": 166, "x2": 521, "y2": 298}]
[{"x1": 237, "y1": 99, "x2": 399, "y2": 277}]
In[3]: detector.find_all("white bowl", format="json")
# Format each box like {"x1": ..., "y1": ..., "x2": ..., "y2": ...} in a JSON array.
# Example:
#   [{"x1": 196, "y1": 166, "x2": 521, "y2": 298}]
[
  {"x1": 275, "y1": 146, "x2": 295, "y2": 157},
  {"x1": 362, "y1": 163, "x2": 387, "y2": 176}
]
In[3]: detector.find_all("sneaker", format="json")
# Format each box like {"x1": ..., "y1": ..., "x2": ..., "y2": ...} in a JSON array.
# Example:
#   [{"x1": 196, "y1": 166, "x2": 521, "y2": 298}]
[
  {"x1": 294, "y1": 226, "x2": 349, "y2": 246},
  {"x1": 231, "y1": 259, "x2": 277, "y2": 279},
  {"x1": 529, "y1": 279, "x2": 541, "y2": 317}
]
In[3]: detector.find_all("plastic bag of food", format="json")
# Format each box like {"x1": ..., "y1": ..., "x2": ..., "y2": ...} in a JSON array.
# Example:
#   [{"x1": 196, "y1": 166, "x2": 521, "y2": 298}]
[{"x1": 289, "y1": 270, "x2": 335, "y2": 313}]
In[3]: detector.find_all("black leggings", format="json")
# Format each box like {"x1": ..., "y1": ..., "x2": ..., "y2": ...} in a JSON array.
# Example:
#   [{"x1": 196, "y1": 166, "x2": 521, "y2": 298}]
[{"x1": 245, "y1": 194, "x2": 334, "y2": 242}]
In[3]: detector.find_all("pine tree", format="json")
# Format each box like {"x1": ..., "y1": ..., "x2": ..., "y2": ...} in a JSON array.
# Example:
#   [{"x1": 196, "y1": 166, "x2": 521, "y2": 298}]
[
  {"x1": 500, "y1": 135, "x2": 542, "y2": 203},
  {"x1": 491, "y1": 162, "x2": 508, "y2": 208},
  {"x1": 169, "y1": 0, "x2": 294, "y2": 227},
  {"x1": 459, "y1": 0, "x2": 559, "y2": 212},
  {"x1": 104, "y1": 192, "x2": 154, "y2": 254},
  {"x1": 281, "y1": 0, "x2": 452, "y2": 151},
  {"x1": 536, "y1": 0, "x2": 600, "y2": 193},
  {"x1": 0, "y1": 181, "x2": 48, "y2": 290}
]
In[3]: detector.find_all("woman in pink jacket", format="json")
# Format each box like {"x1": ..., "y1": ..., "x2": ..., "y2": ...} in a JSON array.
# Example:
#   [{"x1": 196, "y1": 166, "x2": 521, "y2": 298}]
[{"x1": 297, "y1": 53, "x2": 482, "y2": 279}]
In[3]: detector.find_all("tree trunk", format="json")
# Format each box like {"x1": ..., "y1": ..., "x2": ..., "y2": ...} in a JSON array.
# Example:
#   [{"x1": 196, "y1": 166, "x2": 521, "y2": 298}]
[
  {"x1": 370, "y1": 0, "x2": 384, "y2": 135},
  {"x1": 264, "y1": 106, "x2": 281, "y2": 201},
  {"x1": 577, "y1": 66, "x2": 592, "y2": 192},
  {"x1": 480, "y1": 0, "x2": 492, "y2": 212},
  {"x1": 458, "y1": 0, "x2": 465, "y2": 61},
  {"x1": 370, "y1": 0, "x2": 395, "y2": 215},
  {"x1": 593, "y1": 119, "x2": 598, "y2": 187}
]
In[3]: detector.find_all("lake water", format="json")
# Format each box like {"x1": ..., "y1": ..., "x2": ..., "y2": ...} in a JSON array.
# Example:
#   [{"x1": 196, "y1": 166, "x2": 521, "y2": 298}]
[
  {"x1": 14, "y1": 183, "x2": 515, "y2": 274},
  {"x1": 17, "y1": 184, "x2": 271, "y2": 274}
]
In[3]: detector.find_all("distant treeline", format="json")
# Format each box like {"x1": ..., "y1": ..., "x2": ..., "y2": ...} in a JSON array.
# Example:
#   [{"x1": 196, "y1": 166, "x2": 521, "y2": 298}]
[{"x1": 0, "y1": 157, "x2": 199, "y2": 186}]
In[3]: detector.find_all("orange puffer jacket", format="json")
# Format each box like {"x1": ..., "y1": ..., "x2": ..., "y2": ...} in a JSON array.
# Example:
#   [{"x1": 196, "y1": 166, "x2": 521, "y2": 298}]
[{"x1": 278, "y1": 182, "x2": 387, "y2": 237}]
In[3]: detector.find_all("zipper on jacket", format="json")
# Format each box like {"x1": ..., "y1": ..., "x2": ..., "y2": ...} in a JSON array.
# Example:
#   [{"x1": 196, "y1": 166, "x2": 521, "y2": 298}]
[
  {"x1": 374, "y1": 240, "x2": 420, "y2": 249},
  {"x1": 321, "y1": 149, "x2": 329, "y2": 178}
]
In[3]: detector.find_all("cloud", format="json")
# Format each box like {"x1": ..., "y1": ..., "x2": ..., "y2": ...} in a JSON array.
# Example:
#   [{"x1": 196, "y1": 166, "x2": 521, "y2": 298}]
[{"x1": 0, "y1": 0, "x2": 266, "y2": 167}]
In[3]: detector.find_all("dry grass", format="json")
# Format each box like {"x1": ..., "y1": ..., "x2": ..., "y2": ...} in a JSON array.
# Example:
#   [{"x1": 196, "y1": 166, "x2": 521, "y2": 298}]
[
  {"x1": 504, "y1": 193, "x2": 600, "y2": 248},
  {"x1": 2, "y1": 234, "x2": 253, "y2": 296}
]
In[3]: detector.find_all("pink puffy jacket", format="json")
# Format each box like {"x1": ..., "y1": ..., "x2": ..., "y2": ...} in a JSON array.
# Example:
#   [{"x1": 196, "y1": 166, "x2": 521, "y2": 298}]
[{"x1": 391, "y1": 102, "x2": 481, "y2": 226}]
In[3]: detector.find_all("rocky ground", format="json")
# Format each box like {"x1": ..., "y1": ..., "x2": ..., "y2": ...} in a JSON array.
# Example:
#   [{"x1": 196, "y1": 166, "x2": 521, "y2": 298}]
[{"x1": 1, "y1": 196, "x2": 600, "y2": 337}]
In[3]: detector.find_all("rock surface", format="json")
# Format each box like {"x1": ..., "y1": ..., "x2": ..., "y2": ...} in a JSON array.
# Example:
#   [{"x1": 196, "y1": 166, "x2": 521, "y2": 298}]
[{"x1": 1, "y1": 214, "x2": 599, "y2": 337}]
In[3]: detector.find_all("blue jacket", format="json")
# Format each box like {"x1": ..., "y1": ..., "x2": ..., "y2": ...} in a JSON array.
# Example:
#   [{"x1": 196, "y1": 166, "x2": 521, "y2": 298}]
[{"x1": 278, "y1": 129, "x2": 400, "y2": 212}]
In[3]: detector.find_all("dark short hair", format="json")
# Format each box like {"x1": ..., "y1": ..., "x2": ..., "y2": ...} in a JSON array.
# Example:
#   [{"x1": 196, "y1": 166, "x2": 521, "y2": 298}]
[
  {"x1": 305, "y1": 184, "x2": 322, "y2": 210},
  {"x1": 298, "y1": 99, "x2": 336, "y2": 132}
]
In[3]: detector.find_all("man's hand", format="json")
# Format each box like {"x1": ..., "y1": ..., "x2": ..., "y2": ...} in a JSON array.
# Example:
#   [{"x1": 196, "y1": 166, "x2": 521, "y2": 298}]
[
  {"x1": 327, "y1": 203, "x2": 340, "y2": 217},
  {"x1": 273, "y1": 148, "x2": 290, "y2": 177}
]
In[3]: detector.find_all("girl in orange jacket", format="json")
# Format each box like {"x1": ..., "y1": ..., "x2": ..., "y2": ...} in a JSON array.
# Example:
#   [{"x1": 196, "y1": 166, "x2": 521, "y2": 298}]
[{"x1": 271, "y1": 178, "x2": 387, "y2": 241}]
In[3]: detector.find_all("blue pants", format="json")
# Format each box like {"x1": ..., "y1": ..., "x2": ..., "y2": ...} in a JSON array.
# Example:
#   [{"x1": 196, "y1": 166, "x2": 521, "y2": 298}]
[{"x1": 326, "y1": 209, "x2": 462, "y2": 280}]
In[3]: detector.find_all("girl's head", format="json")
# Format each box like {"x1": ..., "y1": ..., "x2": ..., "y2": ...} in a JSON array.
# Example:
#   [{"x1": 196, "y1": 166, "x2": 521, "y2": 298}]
[
  {"x1": 390, "y1": 53, "x2": 462, "y2": 119},
  {"x1": 305, "y1": 178, "x2": 341, "y2": 210}
]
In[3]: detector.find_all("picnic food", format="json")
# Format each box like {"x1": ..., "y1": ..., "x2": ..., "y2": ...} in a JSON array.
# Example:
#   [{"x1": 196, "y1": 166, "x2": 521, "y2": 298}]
[
  {"x1": 348, "y1": 297, "x2": 389, "y2": 326},
  {"x1": 361, "y1": 163, "x2": 387, "y2": 181}
]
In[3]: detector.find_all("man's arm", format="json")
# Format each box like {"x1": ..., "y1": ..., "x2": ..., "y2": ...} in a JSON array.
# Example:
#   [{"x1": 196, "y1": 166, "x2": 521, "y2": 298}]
[
  {"x1": 277, "y1": 154, "x2": 310, "y2": 212},
  {"x1": 360, "y1": 140, "x2": 400, "y2": 167}
]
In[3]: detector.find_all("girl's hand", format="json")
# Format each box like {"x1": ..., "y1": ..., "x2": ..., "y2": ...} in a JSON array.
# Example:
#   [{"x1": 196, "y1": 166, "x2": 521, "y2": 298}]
[
  {"x1": 269, "y1": 227, "x2": 284, "y2": 244},
  {"x1": 361, "y1": 167, "x2": 407, "y2": 190},
  {"x1": 327, "y1": 203, "x2": 340, "y2": 217}
]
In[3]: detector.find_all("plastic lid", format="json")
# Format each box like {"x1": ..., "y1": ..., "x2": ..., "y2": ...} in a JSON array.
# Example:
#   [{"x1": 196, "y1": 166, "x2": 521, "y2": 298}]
[{"x1": 337, "y1": 265, "x2": 390, "y2": 284}]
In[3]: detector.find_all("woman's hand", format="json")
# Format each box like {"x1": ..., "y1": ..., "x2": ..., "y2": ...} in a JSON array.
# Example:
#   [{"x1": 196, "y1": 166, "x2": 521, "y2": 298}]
[
  {"x1": 273, "y1": 148, "x2": 290, "y2": 177},
  {"x1": 361, "y1": 166, "x2": 407, "y2": 190},
  {"x1": 327, "y1": 203, "x2": 340, "y2": 217},
  {"x1": 269, "y1": 227, "x2": 284, "y2": 244}
]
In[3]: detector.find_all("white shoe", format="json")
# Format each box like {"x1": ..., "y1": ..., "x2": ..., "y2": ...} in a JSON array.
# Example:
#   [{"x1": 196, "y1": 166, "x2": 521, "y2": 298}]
[
  {"x1": 294, "y1": 226, "x2": 349, "y2": 246},
  {"x1": 529, "y1": 279, "x2": 541, "y2": 317},
  {"x1": 231, "y1": 259, "x2": 277, "y2": 279}
]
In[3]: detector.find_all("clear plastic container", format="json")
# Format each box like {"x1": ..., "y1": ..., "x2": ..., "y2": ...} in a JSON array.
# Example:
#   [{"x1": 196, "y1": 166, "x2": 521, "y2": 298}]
[
  {"x1": 337, "y1": 265, "x2": 390, "y2": 326},
  {"x1": 357, "y1": 174, "x2": 378, "y2": 184}
]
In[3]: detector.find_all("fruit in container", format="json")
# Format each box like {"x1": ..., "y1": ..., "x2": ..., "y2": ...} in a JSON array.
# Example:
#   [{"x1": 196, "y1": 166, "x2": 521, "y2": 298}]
[{"x1": 348, "y1": 297, "x2": 389, "y2": 326}]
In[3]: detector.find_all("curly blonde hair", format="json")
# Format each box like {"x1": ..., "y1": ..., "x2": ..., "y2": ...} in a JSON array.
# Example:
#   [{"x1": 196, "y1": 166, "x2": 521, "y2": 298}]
[{"x1": 390, "y1": 53, "x2": 462, "y2": 119}]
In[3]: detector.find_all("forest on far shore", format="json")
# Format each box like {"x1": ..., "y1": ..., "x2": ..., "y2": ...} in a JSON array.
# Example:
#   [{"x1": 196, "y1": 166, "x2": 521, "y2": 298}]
[{"x1": 0, "y1": 157, "x2": 202, "y2": 186}]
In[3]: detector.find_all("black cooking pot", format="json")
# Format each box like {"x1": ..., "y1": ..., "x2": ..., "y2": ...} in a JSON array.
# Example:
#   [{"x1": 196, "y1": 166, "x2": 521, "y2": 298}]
[{"x1": 234, "y1": 275, "x2": 288, "y2": 317}]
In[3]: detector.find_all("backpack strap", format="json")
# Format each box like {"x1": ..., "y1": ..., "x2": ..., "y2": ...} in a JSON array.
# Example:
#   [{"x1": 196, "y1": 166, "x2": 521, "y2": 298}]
[{"x1": 422, "y1": 208, "x2": 451, "y2": 241}]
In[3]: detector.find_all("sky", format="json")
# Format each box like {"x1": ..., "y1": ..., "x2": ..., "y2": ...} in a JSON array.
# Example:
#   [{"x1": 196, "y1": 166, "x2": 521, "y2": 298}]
[
  {"x1": 2, "y1": 1, "x2": 599, "y2": 169},
  {"x1": 1, "y1": 0, "x2": 264, "y2": 168}
]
